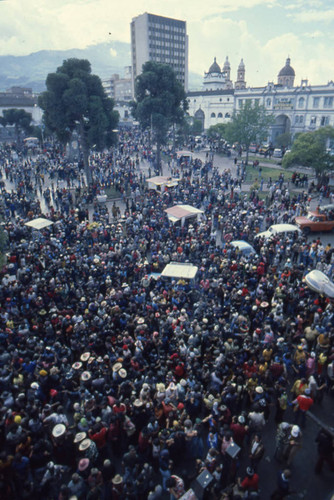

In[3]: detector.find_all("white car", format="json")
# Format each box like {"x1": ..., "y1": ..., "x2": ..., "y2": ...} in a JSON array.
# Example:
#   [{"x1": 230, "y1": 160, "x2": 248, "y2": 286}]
[
  {"x1": 255, "y1": 223, "x2": 301, "y2": 240},
  {"x1": 273, "y1": 148, "x2": 283, "y2": 158}
]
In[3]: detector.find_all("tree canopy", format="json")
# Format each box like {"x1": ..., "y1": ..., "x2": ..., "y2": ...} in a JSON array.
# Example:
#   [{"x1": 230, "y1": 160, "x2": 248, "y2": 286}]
[
  {"x1": 282, "y1": 126, "x2": 334, "y2": 177},
  {"x1": 0, "y1": 108, "x2": 33, "y2": 144},
  {"x1": 224, "y1": 101, "x2": 274, "y2": 164},
  {"x1": 131, "y1": 61, "x2": 188, "y2": 169},
  {"x1": 38, "y1": 58, "x2": 119, "y2": 183},
  {"x1": 207, "y1": 123, "x2": 227, "y2": 140}
]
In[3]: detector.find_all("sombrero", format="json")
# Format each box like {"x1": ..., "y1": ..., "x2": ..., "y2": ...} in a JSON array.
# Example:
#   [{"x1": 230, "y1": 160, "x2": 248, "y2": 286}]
[{"x1": 52, "y1": 423, "x2": 66, "y2": 438}]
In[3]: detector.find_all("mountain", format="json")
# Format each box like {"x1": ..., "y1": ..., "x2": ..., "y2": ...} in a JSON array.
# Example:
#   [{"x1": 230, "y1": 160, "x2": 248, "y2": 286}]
[
  {"x1": 0, "y1": 42, "x2": 132, "y2": 92},
  {"x1": 0, "y1": 42, "x2": 202, "y2": 93}
]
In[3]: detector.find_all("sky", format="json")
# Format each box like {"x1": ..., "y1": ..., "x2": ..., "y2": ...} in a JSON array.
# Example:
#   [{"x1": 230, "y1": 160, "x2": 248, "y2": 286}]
[{"x1": 1, "y1": 0, "x2": 334, "y2": 87}]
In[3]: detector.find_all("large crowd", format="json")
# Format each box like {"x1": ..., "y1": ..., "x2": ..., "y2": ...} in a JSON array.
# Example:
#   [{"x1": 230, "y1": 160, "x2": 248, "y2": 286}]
[{"x1": 0, "y1": 132, "x2": 333, "y2": 500}]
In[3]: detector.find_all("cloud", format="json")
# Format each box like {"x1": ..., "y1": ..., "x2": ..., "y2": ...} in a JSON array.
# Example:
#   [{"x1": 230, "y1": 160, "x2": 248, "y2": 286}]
[
  {"x1": 109, "y1": 48, "x2": 117, "y2": 57},
  {"x1": 288, "y1": 8, "x2": 334, "y2": 23},
  {"x1": 0, "y1": 0, "x2": 333, "y2": 88}
]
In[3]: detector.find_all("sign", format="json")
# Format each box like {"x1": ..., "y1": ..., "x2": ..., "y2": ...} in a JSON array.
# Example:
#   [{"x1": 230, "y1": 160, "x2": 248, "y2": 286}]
[{"x1": 273, "y1": 98, "x2": 294, "y2": 110}]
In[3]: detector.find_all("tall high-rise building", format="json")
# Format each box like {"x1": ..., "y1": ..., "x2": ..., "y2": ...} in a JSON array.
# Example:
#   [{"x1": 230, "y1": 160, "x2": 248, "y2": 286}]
[{"x1": 130, "y1": 12, "x2": 188, "y2": 97}]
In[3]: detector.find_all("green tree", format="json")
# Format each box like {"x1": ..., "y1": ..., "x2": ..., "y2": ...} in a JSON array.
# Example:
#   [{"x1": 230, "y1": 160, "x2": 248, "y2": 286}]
[
  {"x1": 0, "y1": 108, "x2": 33, "y2": 144},
  {"x1": 38, "y1": 58, "x2": 119, "y2": 184},
  {"x1": 131, "y1": 61, "x2": 188, "y2": 170},
  {"x1": 224, "y1": 101, "x2": 274, "y2": 164},
  {"x1": 207, "y1": 123, "x2": 227, "y2": 140},
  {"x1": 275, "y1": 132, "x2": 291, "y2": 148},
  {"x1": 282, "y1": 126, "x2": 334, "y2": 178}
]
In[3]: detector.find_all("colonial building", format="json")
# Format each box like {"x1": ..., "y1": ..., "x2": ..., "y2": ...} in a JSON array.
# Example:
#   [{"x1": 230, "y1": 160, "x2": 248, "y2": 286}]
[{"x1": 187, "y1": 57, "x2": 334, "y2": 143}]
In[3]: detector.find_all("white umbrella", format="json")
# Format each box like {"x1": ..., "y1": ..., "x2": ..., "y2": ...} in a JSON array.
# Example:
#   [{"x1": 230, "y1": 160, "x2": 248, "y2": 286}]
[{"x1": 305, "y1": 270, "x2": 334, "y2": 298}]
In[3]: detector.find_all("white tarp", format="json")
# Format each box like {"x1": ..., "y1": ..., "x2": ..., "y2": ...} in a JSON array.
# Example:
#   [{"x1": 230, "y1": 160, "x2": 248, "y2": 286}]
[
  {"x1": 164, "y1": 204, "x2": 203, "y2": 222},
  {"x1": 147, "y1": 176, "x2": 179, "y2": 190},
  {"x1": 25, "y1": 218, "x2": 54, "y2": 230},
  {"x1": 161, "y1": 262, "x2": 198, "y2": 280},
  {"x1": 305, "y1": 270, "x2": 334, "y2": 298}
]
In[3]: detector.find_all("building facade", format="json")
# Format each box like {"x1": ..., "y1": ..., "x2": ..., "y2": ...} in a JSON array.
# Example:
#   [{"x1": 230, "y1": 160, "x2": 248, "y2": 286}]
[
  {"x1": 187, "y1": 57, "x2": 334, "y2": 143},
  {"x1": 130, "y1": 12, "x2": 188, "y2": 96},
  {"x1": 187, "y1": 57, "x2": 245, "y2": 131},
  {"x1": 102, "y1": 67, "x2": 132, "y2": 103},
  {"x1": 0, "y1": 87, "x2": 42, "y2": 123}
]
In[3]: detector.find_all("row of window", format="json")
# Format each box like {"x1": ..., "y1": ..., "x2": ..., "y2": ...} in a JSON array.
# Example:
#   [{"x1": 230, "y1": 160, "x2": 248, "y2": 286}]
[
  {"x1": 149, "y1": 40, "x2": 185, "y2": 48},
  {"x1": 238, "y1": 96, "x2": 334, "y2": 110},
  {"x1": 148, "y1": 25, "x2": 185, "y2": 34},
  {"x1": 297, "y1": 96, "x2": 333, "y2": 109},
  {"x1": 211, "y1": 112, "x2": 231, "y2": 118}
]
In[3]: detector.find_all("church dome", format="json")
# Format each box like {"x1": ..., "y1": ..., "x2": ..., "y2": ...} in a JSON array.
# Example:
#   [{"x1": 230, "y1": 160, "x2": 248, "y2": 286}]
[
  {"x1": 208, "y1": 57, "x2": 221, "y2": 73},
  {"x1": 278, "y1": 57, "x2": 295, "y2": 77}
]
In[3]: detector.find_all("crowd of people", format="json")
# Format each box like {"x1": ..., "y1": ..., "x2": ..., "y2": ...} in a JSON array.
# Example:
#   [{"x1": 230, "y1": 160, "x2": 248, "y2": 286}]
[{"x1": 0, "y1": 132, "x2": 333, "y2": 500}]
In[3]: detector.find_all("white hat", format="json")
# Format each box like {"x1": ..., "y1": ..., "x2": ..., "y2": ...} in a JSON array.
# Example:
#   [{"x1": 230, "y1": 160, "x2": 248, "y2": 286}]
[
  {"x1": 255, "y1": 386, "x2": 264, "y2": 394},
  {"x1": 79, "y1": 438, "x2": 92, "y2": 451},
  {"x1": 74, "y1": 432, "x2": 87, "y2": 443},
  {"x1": 52, "y1": 423, "x2": 66, "y2": 438},
  {"x1": 291, "y1": 425, "x2": 300, "y2": 437},
  {"x1": 80, "y1": 352, "x2": 90, "y2": 362},
  {"x1": 118, "y1": 368, "x2": 127, "y2": 378},
  {"x1": 133, "y1": 399, "x2": 143, "y2": 407},
  {"x1": 72, "y1": 361, "x2": 82, "y2": 370},
  {"x1": 81, "y1": 371, "x2": 91, "y2": 381},
  {"x1": 112, "y1": 362, "x2": 122, "y2": 372},
  {"x1": 112, "y1": 474, "x2": 123, "y2": 485}
]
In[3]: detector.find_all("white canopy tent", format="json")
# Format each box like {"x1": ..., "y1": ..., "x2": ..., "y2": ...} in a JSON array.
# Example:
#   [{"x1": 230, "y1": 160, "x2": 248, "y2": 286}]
[
  {"x1": 161, "y1": 262, "x2": 198, "y2": 280},
  {"x1": 25, "y1": 218, "x2": 54, "y2": 230},
  {"x1": 147, "y1": 176, "x2": 179, "y2": 191},
  {"x1": 164, "y1": 204, "x2": 203, "y2": 225}
]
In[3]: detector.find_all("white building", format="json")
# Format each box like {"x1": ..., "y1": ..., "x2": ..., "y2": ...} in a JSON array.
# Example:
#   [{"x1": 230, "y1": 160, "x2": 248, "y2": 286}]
[
  {"x1": 102, "y1": 67, "x2": 132, "y2": 103},
  {"x1": 187, "y1": 57, "x2": 245, "y2": 131},
  {"x1": 130, "y1": 12, "x2": 188, "y2": 96},
  {"x1": 0, "y1": 87, "x2": 42, "y2": 124},
  {"x1": 187, "y1": 57, "x2": 334, "y2": 142}
]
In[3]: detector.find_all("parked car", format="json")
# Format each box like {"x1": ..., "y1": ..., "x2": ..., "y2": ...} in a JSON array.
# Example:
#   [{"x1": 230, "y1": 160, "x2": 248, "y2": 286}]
[
  {"x1": 230, "y1": 240, "x2": 256, "y2": 256},
  {"x1": 273, "y1": 148, "x2": 283, "y2": 158},
  {"x1": 255, "y1": 223, "x2": 301, "y2": 240},
  {"x1": 295, "y1": 211, "x2": 334, "y2": 234}
]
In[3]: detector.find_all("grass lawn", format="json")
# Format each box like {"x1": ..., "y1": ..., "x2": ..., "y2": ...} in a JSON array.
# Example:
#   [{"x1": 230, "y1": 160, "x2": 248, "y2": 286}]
[
  {"x1": 244, "y1": 165, "x2": 293, "y2": 184},
  {"x1": 247, "y1": 154, "x2": 282, "y2": 166}
]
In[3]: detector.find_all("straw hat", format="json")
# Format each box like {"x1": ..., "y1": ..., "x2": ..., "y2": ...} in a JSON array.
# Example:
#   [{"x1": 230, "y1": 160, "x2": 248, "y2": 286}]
[
  {"x1": 81, "y1": 371, "x2": 91, "y2": 381},
  {"x1": 112, "y1": 474, "x2": 123, "y2": 485},
  {"x1": 74, "y1": 432, "x2": 87, "y2": 444},
  {"x1": 112, "y1": 362, "x2": 122, "y2": 372},
  {"x1": 78, "y1": 458, "x2": 90, "y2": 471},
  {"x1": 52, "y1": 423, "x2": 66, "y2": 438},
  {"x1": 133, "y1": 399, "x2": 143, "y2": 407},
  {"x1": 137, "y1": 317, "x2": 145, "y2": 324},
  {"x1": 80, "y1": 352, "x2": 91, "y2": 362},
  {"x1": 118, "y1": 368, "x2": 127, "y2": 379},
  {"x1": 79, "y1": 438, "x2": 92, "y2": 451},
  {"x1": 72, "y1": 361, "x2": 82, "y2": 370}
]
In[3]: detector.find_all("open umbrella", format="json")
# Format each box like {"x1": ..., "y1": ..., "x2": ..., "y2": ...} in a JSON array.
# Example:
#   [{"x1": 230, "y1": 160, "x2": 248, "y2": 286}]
[{"x1": 305, "y1": 270, "x2": 334, "y2": 298}]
